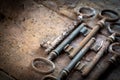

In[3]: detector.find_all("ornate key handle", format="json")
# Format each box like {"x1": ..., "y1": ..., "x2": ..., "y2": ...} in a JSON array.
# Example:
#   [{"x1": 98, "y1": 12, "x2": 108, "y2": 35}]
[
  {"x1": 77, "y1": 7, "x2": 96, "y2": 20},
  {"x1": 31, "y1": 57, "x2": 55, "y2": 74},
  {"x1": 99, "y1": 9, "x2": 119, "y2": 22}
]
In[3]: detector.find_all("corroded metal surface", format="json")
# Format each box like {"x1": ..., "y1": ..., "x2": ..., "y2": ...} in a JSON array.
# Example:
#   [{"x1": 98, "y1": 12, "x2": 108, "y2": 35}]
[{"x1": 0, "y1": 0, "x2": 120, "y2": 80}]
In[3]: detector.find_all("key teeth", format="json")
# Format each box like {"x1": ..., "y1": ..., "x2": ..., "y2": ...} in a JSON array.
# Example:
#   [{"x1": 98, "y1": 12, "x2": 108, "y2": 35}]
[
  {"x1": 79, "y1": 24, "x2": 90, "y2": 36},
  {"x1": 91, "y1": 40, "x2": 103, "y2": 52},
  {"x1": 75, "y1": 62, "x2": 87, "y2": 71},
  {"x1": 84, "y1": 29, "x2": 91, "y2": 36},
  {"x1": 64, "y1": 44, "x2": 74, "y2": 55}
]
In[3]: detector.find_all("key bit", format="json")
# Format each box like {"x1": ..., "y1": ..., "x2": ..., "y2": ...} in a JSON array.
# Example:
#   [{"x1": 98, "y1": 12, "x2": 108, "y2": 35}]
[
  {"x1": 91, "y1": 40, "x2": 103, "y2": 52},
  {"x1": 80, "y1": 26, "x2": 90, "y2": 36},
  {"x1": 64, "y1": 44, "x2": 74, "y2": 55},
  {"x1": 75, "y1": 62, "x2": 87, "y2": 71}
]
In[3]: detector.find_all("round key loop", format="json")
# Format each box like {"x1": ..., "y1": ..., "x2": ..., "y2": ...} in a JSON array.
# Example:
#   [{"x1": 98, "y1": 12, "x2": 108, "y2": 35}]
[
  {"x1": 107, "y1": 23, "x2": 120, "y2": 41},
  {"x1": 99, "y1": 9, "x2": 119, "y2": 22},
  {"x1": 31, "y1": 57, "x2": 55, "y2": 74},
  {"x1": 108, "y1": 23, "x2": 120, "y2": 34},
  {"x1": 42, "y1": 75, "x2": 57, "y2": 80},
  {"x1": 109, "y1": 42, "x2": 120, "y2": 56},
  {"x1": 78, "y1": 7, "x2": 96, "y2": 20}
]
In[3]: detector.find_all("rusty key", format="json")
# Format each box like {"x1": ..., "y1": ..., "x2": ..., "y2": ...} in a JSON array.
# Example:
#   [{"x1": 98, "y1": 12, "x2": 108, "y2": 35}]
[
  {"x1": 42, "y1": 38, "x2": 95, "y2": 80},
  {"x1": 31, "y1": 7, "x2": 96, "y2": 74},
  {"x1": 82, "y1": 22, "x2": 120, "y2": 77},
  {"x1": 85, "y1": 42, "x2": 120, "y2": 80},
  {"x1": 69, "y1": 9, "x2": 119, "y2": 59},
  {"x1": 41, "y1": 6, "x2": 96, "y2": 53}
]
